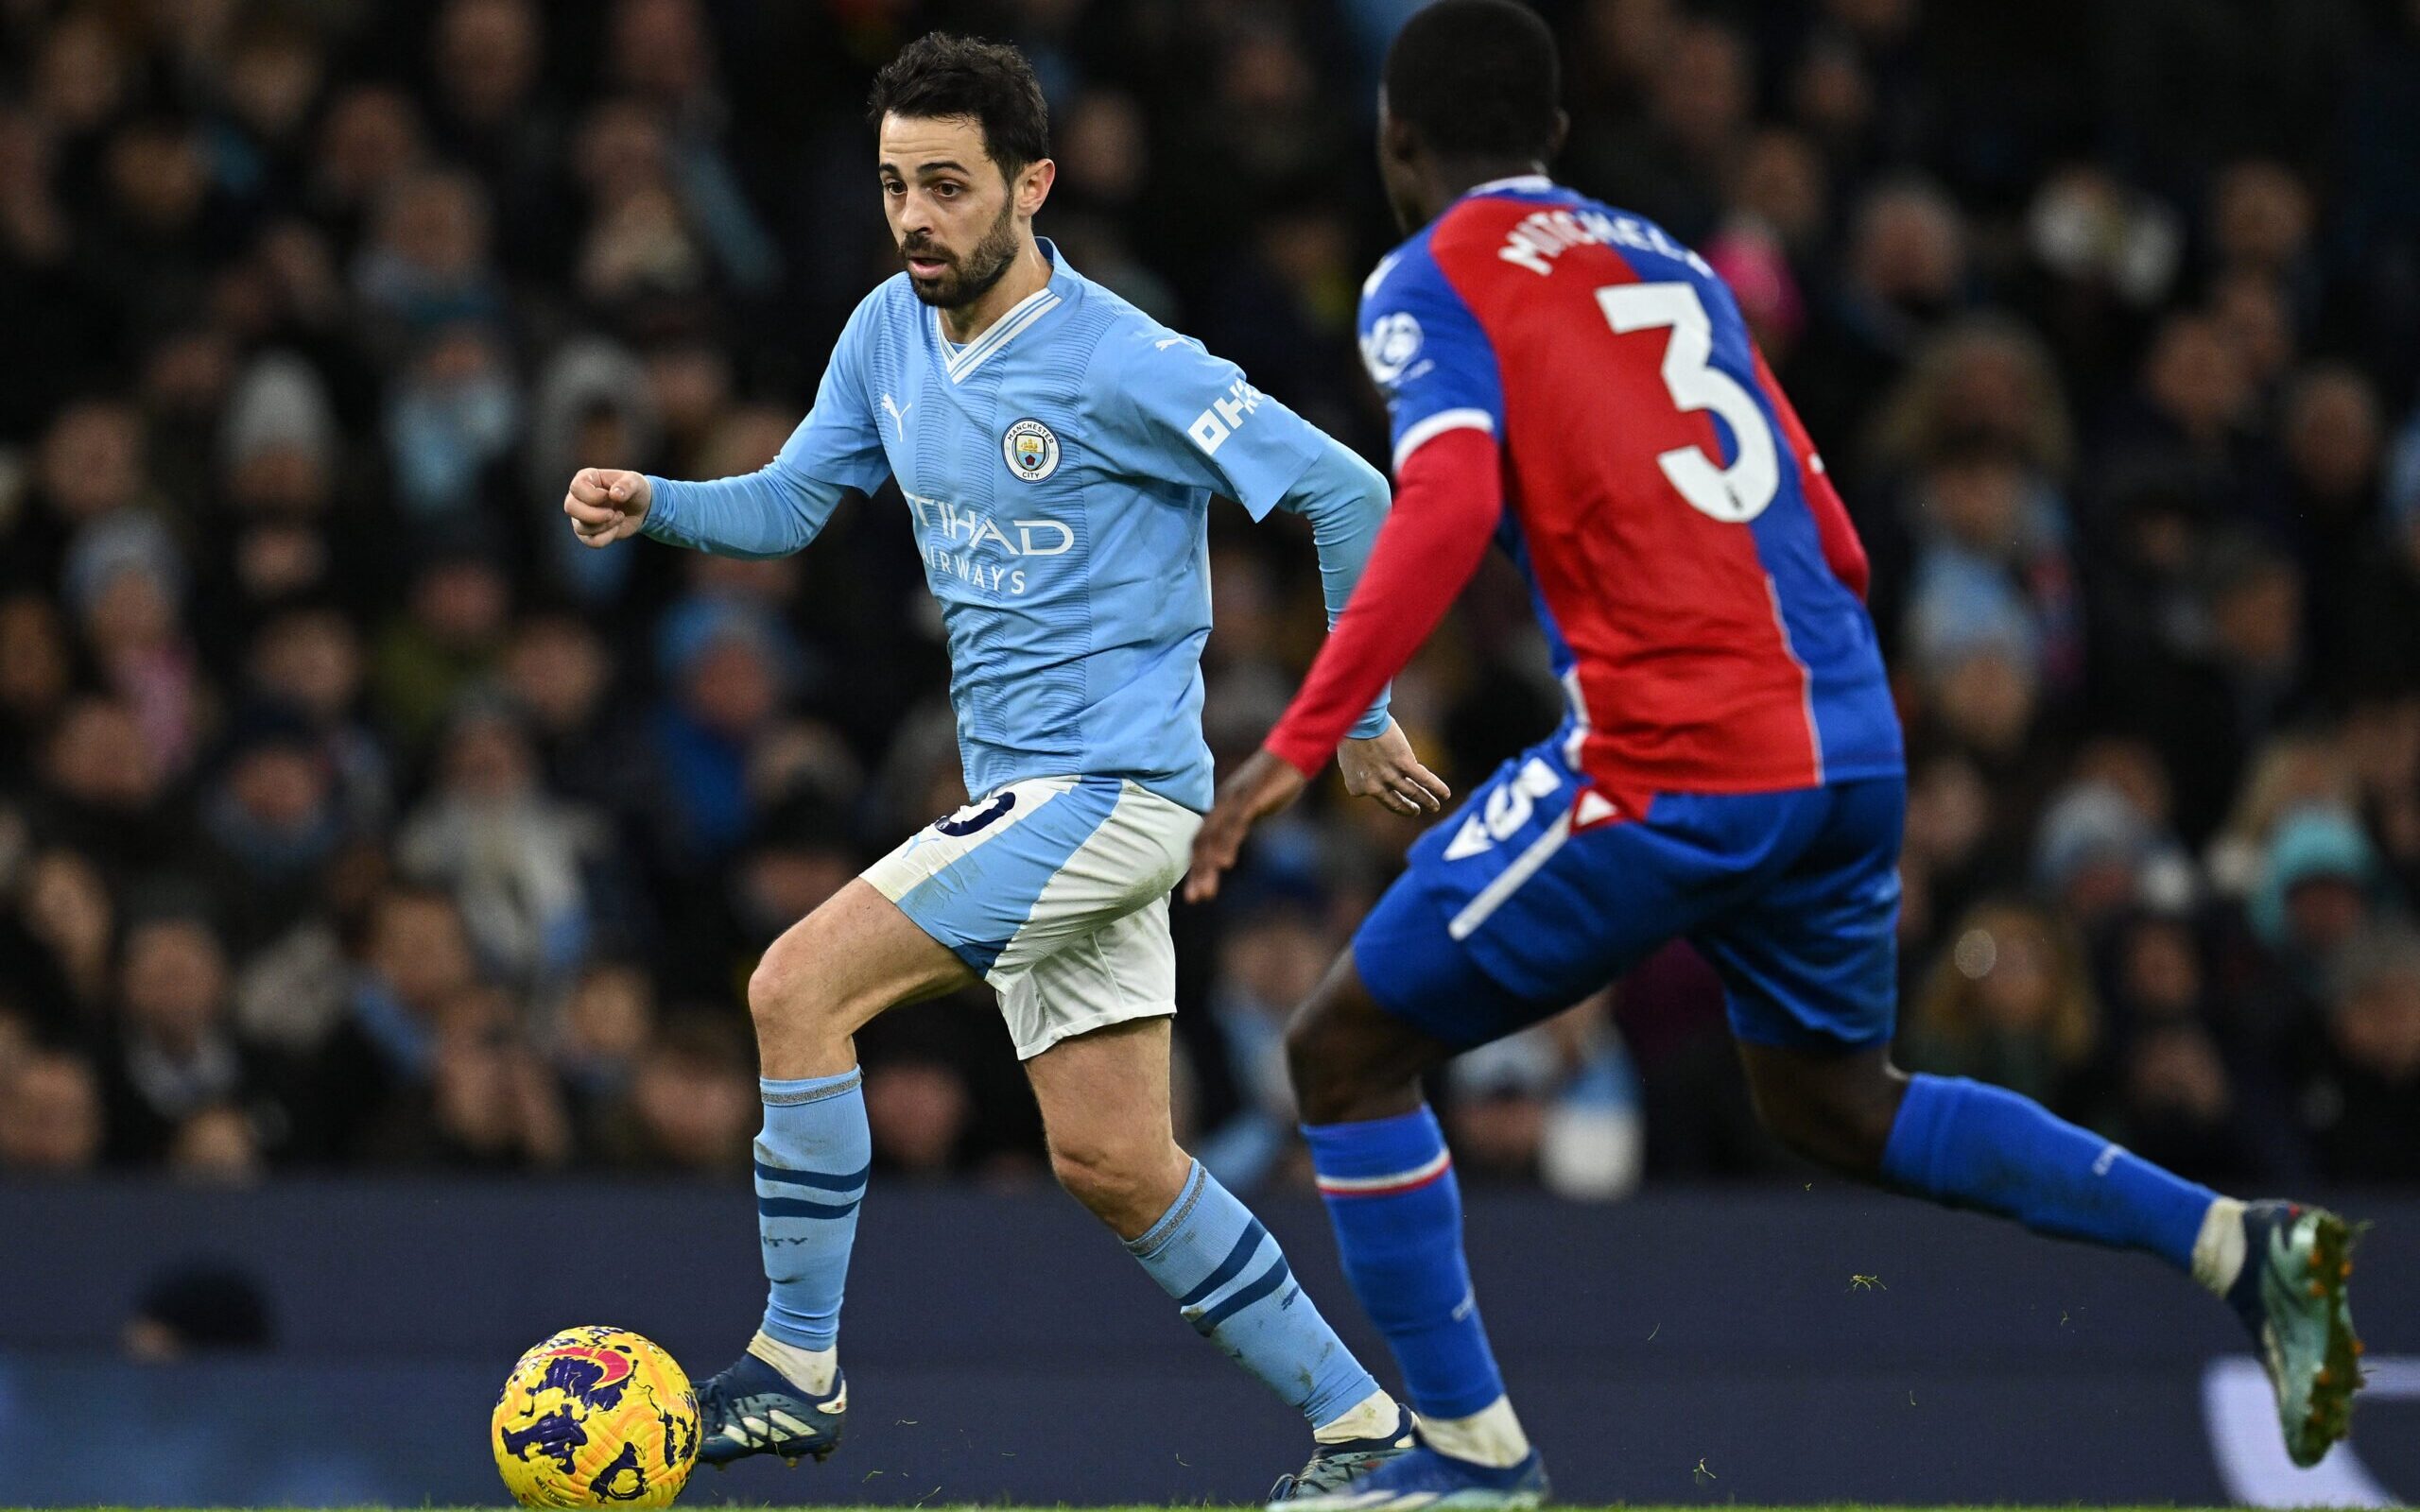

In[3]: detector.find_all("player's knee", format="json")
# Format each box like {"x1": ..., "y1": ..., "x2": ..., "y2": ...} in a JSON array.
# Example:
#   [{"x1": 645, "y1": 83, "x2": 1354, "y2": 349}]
[
  {"x1": 1046, "y1": 1132, "x2": 1170, "y2": 1223},
  {"x1": 1283, "y1": 1008, "x2": 1347, "y2": 1120},
  {"x1": 746, "y1": 938, "x2": 845, "y2": 1043},
  {"x1": 1284, "y1": 975, "x2": 1429, "y2": 1126},
  {"x1": 1286, "y1": 998, "x2": 1389, "y2": 1125}
]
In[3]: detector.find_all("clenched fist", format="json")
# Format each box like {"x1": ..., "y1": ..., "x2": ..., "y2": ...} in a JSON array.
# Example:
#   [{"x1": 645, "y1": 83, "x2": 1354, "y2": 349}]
[{"x1": 563, "y1": 468, "x2": 653, "y2": 547}]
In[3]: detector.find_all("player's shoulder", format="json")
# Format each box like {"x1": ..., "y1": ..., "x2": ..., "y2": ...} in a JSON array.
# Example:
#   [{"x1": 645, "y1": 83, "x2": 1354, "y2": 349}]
[
  {"x1": 1078, "y1": 282, "x2": 1235, "y2": 398},
  {"x1": 847, "y1": 272, "x2": 911, "y2": 319},
  {"x1": 832, "y1": 274, "x2": 923, "y2": 357},
  {"x1": 1358, "y1": 181, "x2": 1598, "y2": 315}
]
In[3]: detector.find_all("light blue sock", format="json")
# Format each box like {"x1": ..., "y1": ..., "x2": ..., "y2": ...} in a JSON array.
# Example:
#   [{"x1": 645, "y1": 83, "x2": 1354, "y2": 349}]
[
  {"x1": 754, "y1": 1069, "x2": 871, "y2": 1350},
  {"x1": 1303, "y1": 1107, "x2": 1507, "y2": 1419},
  {"x1": 1127, "y1": 1160, "x2": 1380, "y2": 1431},
  {"x1": 1881, "y1": 1073, "x2": 2216, "y2": 1271}
]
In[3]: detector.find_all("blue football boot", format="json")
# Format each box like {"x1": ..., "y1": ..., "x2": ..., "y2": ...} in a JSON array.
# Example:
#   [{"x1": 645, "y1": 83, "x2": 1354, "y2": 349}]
[
  {"x1": 694, "y1": 1349, "x2": 847, "y2": 1467},
  {"x1": 2227, "y1": 1200, "x2": 2364, "y2": 1468},
  {"x1": 1268, "y1": 1402, "x2": 1420, "y2": 1502},
  {"x1": 1272, "y1": 1438, "x2": 1549, "y2": 1510}
]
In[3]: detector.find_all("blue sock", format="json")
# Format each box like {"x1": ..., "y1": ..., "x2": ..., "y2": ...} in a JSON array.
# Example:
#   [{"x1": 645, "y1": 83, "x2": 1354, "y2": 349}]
[
  {"x1": 1881, "y1": 1073, "x2": 2215, "y2": 1271},
  {"x1": 1303, "y1": 1107, "x2": 1507, "y2": 1420},
  {"x1": 1127, "y1": 1160, "x2": 1379, "y2": 1430},
  {"x1": 754, "y1": 1070, "x2": 872, "y2": 1350}
]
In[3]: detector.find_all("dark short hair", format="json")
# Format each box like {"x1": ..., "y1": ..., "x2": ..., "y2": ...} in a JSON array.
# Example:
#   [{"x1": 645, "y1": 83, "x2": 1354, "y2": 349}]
[
  {"x1": 867, "y1": 32, "x2": 1049, "y2": 176},
  {"x1": 1383, "y1": 0, "x2": 1560, "y2": 161}
]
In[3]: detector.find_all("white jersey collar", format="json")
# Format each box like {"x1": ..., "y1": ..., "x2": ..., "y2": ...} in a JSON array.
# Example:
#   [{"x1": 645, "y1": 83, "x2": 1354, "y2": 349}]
[
  {"x1": 935, "y1": 238, "x2": 1072, "y2": 384},
  {"x1": 1461, "y1": 173, "x2": 1556, "y2": 199}
]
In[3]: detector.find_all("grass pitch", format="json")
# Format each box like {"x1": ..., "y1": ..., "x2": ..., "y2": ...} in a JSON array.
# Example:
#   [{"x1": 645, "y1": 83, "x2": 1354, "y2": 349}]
[{"x1": 24, "y1": 1504, "x2": 2270, "y2": 1511}]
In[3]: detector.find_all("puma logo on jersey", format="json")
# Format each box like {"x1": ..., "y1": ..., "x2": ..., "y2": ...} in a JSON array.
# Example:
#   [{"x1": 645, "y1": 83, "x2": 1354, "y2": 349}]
[{"x1": 881, "y1": 393, "x2": 912, "y2": 440}]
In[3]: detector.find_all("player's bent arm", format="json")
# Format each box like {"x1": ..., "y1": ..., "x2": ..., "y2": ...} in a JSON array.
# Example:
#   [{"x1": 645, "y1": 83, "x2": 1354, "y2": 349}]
[
  {"x1": 1273, "y1": 434, "x2": 1396, "y2": 741},
  {"x1": 1262, "y1": 424, "x2": 1505, "y2": 777},
  {"x1": 640, "y1": 425, "x2": 856, "y2": 560},
  {"x1": 638, "y1": 295, "x2": 890, "y2": 559}
]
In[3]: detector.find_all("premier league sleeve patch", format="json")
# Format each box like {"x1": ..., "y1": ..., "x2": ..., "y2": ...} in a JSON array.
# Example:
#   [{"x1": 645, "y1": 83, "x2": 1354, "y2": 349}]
[{"x1": 1003, "y1": 418, "x2": 1062, "y2": 481}]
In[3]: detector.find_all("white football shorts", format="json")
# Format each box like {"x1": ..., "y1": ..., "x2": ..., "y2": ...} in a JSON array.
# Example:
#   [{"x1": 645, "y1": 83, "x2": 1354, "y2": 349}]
[{"x1": 861, "y1": 774, "x2": 1201, "y2": 1059}]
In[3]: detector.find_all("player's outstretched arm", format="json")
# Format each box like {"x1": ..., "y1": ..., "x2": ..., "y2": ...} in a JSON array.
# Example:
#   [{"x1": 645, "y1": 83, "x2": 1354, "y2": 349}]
[
  {"x1": 574, "y1": 301, "x2": 890, "y2": 560},
  {"x1": 560, "y1": 420, "x2": 860, "y2": 561}
]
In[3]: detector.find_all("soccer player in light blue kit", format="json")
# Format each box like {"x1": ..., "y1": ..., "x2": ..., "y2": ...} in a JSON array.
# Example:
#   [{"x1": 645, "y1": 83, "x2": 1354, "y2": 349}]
[{"x1": 562, "y1": 33, "x2": 1451, "y2": 1499}]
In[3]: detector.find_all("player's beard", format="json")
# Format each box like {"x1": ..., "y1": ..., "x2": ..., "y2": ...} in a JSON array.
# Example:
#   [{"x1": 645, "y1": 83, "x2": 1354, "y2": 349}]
[{"x1": 899, "y1": 198, "x2": 1020, "y2": 311}]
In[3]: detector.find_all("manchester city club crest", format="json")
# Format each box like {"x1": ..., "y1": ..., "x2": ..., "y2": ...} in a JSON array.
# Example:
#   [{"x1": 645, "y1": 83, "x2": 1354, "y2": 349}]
[{"x1": 1002, "y1": 418, "x2": 1062, "y2": 481}]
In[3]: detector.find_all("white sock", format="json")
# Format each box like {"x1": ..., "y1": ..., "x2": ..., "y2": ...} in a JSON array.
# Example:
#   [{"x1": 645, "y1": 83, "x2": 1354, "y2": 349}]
[
  {"x1": 747, "y1": 1329, "x2": 838, "y2": 1395},
  {"x1": 1313, "y1": 1386, "x2": 1404, "y2": 1445},
  {"x1": 2191, "y1": 1197, "x2": 2249, "y2": 1297},
  {"x1": 1414, "y1": 1394, "x2": 1530, "y2": 1469}
]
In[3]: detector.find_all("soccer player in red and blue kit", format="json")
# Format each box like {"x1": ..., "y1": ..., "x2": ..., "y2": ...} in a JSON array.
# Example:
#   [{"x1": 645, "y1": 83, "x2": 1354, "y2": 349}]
[{"x1": 1191, "y1": 4, "x2": 2364, "y2": 1505}]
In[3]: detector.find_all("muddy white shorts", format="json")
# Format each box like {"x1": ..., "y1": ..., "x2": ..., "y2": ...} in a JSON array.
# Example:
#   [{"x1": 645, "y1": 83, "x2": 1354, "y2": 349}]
[{"x1": 861, "y1": 774, "x2": 1201, "y2": 1059}]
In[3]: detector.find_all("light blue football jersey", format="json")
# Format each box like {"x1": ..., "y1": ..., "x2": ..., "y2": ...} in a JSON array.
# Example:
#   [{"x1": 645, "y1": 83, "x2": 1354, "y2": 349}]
[{"x1": 647, "y1": 240, "x2": 1385, "y2": 813}]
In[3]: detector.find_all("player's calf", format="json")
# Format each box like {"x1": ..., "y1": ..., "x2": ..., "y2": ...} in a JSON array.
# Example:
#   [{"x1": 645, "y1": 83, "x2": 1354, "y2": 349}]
[
  {"x1": 1287, "y1": 958, "x2": 1538, "y2": 1478},
  {"x1": 1748, "y1": 1047, "x2": 2370, "y2": 1465}
]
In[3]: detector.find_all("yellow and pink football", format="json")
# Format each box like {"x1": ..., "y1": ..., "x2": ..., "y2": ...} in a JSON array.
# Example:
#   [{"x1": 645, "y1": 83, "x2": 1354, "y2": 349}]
[{"x1": 492, "y1": 1326, "x2": 700, "y2": 1507}]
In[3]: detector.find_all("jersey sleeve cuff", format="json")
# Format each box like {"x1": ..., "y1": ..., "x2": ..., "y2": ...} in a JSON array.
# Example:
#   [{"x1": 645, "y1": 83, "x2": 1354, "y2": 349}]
[
  {"x1": 1264, "y1": 730, "x2": 1331, "y2": 782},
  {"x1": 638, "y1": 477, "x2": 682, "y2": 542},
  {"x1": 1392, "y1": 407, "x2": 1497, "y2": 473}
]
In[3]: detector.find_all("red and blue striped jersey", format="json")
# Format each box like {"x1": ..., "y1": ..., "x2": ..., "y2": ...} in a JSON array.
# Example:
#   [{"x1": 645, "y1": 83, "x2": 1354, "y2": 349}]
[{"x1": 1270, "y1": 177, "x2": 1901, "y2": 798}]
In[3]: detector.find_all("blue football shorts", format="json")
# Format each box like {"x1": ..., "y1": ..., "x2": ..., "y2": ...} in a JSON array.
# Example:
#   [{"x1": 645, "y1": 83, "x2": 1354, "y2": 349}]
[{"x1": 1354, "y1": 735, "x2": 1904, "y2": 1052}]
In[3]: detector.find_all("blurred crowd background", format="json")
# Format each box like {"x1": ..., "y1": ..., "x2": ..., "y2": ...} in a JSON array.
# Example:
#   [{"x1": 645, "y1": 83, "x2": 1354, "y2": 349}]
[{"x1": 1, "y1": 0, "x2": 2417, "y2": 1199}]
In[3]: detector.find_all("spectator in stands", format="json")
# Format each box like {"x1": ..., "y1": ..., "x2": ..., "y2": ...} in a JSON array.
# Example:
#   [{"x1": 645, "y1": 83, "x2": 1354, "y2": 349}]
[
  {"x1": 396, "y1": 696, "x2": 604, "y2": 992},
  {"x1": 863, "y1": 1056, "x2": 977, "y2": 1179},
  {"x1": 302, "y1": 884, "x2": 480, "y2": 1160},
  {"x1": 242, "y1": 606, "x2": 391, "y2": 833},
  {"x1": 0, "y1": 1049, "x2": 106, "y2": 1173},
  {"x1": 643, "y1": 595, "x2": 798, "y2": 871},
  {"x1": 2298, "y1": 925, "x2": 2420, "y2": 1183},
  {"x1": 2100, "y1": 908, "x2": 2285, "y2": 1186},
  {"x1": 372, "y1": 546, "x2": 512, "y2": 749},
  {"x1": 359, "y1": 983, "x2": 572, "y2": 1170},
  {"x1": 1904, "y1": 898, "x2": 2103, "y2": 1118},
  {"x1": 1442, "y1": 1002, "x2": 1643, "y2": 1201},
  {"x1": 593, "y1": 1010, "x2": 755, "y2": 1174},
  {"x1": 1786, "y1": 179, "x2": 1967, "y2": 458},
  {"x1": 199, "y1": 704, "x2": 354, "y2": 951},
  {"x1": 0, "y1": 594, "x2": 76, "y2": 790},
  {"x1": 2246, "y1": 805, "x2": 2394, "y2": 1014},
  {"x1": 98, "y1": 909, "x2": 280, "y2": 1166},
  {"x1": 0, "y1": 0, "x2": 2412, "y2": 1192}
]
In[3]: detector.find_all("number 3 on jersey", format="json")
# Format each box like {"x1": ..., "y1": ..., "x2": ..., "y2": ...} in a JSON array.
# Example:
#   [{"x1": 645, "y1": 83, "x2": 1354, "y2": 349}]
[{"x1": 1598, "y1": 282, "x2": 1778, "y2": 524}]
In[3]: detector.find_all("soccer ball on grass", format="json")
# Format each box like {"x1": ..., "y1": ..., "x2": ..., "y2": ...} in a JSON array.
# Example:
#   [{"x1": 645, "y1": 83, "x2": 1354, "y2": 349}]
[{"x1": 492, "y1": 1326, "x2": 700, "y2": 1507}]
